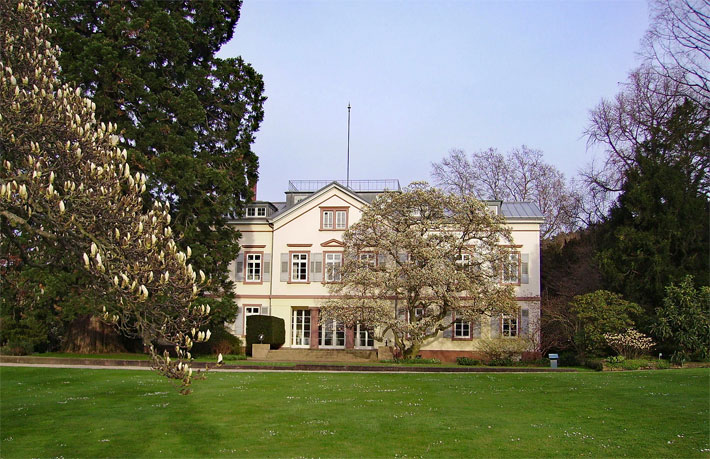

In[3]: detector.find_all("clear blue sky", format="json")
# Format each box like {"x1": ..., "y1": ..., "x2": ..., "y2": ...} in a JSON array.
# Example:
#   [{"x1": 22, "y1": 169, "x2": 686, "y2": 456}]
[{"x1": 219, "y1": 0, "x2": 649, "y2": 202}]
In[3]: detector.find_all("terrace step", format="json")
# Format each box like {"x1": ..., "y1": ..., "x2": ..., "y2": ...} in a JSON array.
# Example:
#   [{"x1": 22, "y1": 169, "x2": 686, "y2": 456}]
[{"x1": 261, "y1": 348, "x2": 377, "y2": 362}]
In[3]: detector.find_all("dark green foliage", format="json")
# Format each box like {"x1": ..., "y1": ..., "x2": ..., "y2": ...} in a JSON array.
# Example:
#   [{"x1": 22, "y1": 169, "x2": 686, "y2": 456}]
[
  {"x1": 569, "y1": 290, "x2": 641, "y2": 357},
  {"x1": 456, "y1": 357, "x2": 482, "y2": 366},
  {"x1": 47, "y1": 1, "x2": 266, "y2": 326},
  {"x1": 558, "y1": 351, "x2": 580, "y2": 367},
  {"x1": 652, "y1": 276, "x2": 710, "y2": 362},
  {"x1": 583, "y1": 358, "x2": 604, "y2": 371},
  {"x1": 190, "y1": 326, "x2": 243, "y2": 356},
  {"x1": 246, "y1": 315, "x2": 285, "y2": 354},
  {"x1": 488, "y1": 357, "x2": 515, "y2": 367},
  {"x1": 598, "y1": 100, "x2": 709, "y2": 312}
]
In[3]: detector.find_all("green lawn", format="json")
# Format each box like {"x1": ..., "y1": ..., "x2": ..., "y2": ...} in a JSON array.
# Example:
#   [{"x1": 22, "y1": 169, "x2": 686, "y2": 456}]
[{"x1": 0, "y1": 367, "x2": 707, "y2": 457}]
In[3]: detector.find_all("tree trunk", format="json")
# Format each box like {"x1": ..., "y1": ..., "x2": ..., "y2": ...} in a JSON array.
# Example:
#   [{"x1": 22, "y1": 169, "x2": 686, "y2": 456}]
[
  {"x1": 62, "y1": 315, "x2": 126, "y2": 353},
  {"x1": 402, "y1": 341, "x2": 423, "y2": 360}
]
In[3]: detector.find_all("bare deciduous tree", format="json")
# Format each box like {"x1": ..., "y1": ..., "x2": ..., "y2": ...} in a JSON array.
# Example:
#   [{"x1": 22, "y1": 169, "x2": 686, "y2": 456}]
[
  {"x1": 431, "y1": 146, "x2": 580, "y2": 238},
  {"x1": 643, "y1": 0, "x2": 710, "y2": 102}
]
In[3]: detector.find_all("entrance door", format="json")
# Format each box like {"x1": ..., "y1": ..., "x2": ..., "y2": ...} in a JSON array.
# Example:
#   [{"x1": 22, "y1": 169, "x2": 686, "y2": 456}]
[{"x1": 291, "y1": 309, "x2": 310, "y2": 347}]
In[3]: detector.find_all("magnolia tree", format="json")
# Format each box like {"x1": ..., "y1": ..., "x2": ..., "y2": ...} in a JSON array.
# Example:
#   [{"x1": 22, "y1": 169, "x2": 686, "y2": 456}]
[
  {"x1": 320, "y1": 183, "x2": 517, "y2": 359},
  {"x1": 0, "y1": 0, "x2": 213, "y2": 393}
]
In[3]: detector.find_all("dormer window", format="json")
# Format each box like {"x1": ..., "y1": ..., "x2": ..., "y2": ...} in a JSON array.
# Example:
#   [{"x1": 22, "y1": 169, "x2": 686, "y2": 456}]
[
  {"x1": 246, "y1": 206, "x2": 266, "y2": 217},
  {"x1": 321, "y1": 207, "x2": 348, "y2": 230}
]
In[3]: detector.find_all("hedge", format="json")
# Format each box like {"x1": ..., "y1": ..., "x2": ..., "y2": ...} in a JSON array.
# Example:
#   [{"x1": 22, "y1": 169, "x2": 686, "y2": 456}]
[{"x1": 246, "y1": 315, "x2": 285, "y2": 355}]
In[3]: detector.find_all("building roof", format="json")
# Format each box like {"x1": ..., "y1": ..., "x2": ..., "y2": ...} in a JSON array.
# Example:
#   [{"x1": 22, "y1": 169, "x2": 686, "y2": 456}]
[{"x1": 501, "y1": 202, "x2": 544, "y2": 220}]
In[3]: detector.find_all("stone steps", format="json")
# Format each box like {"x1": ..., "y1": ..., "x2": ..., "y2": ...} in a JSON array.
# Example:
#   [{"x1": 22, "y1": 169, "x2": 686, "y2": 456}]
[{"x1": 262, "y1": 348, "x2": 377, "y2": 362}]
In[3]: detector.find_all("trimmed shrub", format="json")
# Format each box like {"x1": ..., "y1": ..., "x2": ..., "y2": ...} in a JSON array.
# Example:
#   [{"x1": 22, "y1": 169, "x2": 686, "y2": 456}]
[
  {"x1": 558, "y1": 351, "x2": 580, "y2": 367},
  {"x1": 246, "y1": 315, "x2": 285, "y2": 355},
  {"x1": 584, "y1": 358, "x2": 604, "y2": 371},
  {"x1": 456, "y1": 357, "x2": 482, "y2": 366}
]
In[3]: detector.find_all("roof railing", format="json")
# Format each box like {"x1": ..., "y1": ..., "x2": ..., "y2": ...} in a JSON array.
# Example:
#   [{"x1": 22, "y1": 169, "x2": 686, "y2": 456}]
[{"x1": 288, "y1": 179, "x2": 401, "y2": 193}]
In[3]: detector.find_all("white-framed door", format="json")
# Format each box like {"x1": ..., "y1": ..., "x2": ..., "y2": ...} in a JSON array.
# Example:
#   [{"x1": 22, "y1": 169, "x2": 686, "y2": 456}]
[
  {"x1": 291, "y1": 309, "x2": 311, "y2": 347},
  {"x1": 318, "y1": 319, "x2": 345, "y2": 348}
]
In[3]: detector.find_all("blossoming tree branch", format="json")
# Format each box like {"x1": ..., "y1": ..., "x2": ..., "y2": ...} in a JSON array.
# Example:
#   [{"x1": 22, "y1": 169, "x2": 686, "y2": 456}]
[
  {"x1": 321, "y1": 183, "x2": 518, "y2": 359},
  {"x1": 0, "y1": 0, "x2": 215, "y2": 393}
]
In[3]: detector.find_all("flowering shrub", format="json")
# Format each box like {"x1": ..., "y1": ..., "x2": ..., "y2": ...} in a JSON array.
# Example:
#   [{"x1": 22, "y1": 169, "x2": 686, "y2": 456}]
[{"x1": 604, "y1": 328, "x2": 655, "y2": 359}]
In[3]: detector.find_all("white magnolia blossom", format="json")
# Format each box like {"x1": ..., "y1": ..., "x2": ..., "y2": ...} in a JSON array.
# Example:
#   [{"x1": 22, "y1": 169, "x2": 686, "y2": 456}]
[{"x1": 0, "y1": 0, "x2": 213, "y2": 393}]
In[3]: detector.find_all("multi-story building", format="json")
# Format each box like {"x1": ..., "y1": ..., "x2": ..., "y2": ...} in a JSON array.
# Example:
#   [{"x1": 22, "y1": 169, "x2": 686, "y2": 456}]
[{"x1": 227, "y1": 179, "x2": 543, "y2": 361}]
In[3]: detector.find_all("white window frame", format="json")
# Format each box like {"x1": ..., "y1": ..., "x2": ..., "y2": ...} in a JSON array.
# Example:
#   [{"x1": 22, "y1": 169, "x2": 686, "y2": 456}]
[
  {"x1": 355, "y1": 323, "x2": 375, "y2": 349},
  {"x1": 291, "y1": 309, "x2": 311, "y2": 347},
  {"x1": 322, "y1": 210, "x2": 334, "y2": 229},
  {"x1": 246, "y1": 207, "x2": 266, "y2": 217},
  {"x1": 324, "y1": 252, "x2": 342, "y2": 282},
  {"x1": 335, "y1": 210, "x2": 347, "y2": 229},
  {"x1": 502, "y1": 252, "x2": 520, "y2": 284},
  {"x1": 502, "y1": 314, "x2": 518, "y2": 337},
  {"x1": 245, "y1": 253, "x2": 262, "y2": 282},
  {"x1": 456, "y1": 253, "x2": 471, "y2": 266},
  {"x1": 318, "y1": 319, "x2": 345, "y2": 348},
  {"x1": 291, "y1": 252, "x2": 309, "y2": 282},
  {"x1": 359, "y1": 252, "x2": 376, "y2": 268},
  {"x1": 454, "y1": 319, "x2": 471, "y2": 339}
]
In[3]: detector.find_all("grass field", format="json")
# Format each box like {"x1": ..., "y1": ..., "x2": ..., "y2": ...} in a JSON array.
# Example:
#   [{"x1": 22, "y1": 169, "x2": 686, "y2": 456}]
[{"x1": 0, "y1": 367, "x2": 707, "y2": 457}]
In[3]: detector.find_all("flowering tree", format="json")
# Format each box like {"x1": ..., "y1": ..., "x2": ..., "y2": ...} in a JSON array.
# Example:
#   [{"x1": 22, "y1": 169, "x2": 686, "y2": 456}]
[
  {"x1": 604, "y1": 329, "x2": 655, "y2": 359},
  {"x1": 321, "y1": 183, "x2": 517, "y2": 359},
  {"x1": 0, "y1": 0, "x2": 212, "y2": 393}
]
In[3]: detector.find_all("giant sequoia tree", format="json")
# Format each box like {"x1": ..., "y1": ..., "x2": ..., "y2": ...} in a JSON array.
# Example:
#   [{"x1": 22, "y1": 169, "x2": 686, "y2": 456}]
[
  {"x1": 1, "y1": 0, "x2": 212, "y2": 391},
  {"x1": 48, "y1": 0, "x2": 266, "y2": 324}
]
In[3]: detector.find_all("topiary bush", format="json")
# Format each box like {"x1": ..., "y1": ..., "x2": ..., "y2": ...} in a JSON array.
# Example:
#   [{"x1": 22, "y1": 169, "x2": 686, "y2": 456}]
[{"x1": 246, "y1": 315, "x2": 285, "y2": 355}]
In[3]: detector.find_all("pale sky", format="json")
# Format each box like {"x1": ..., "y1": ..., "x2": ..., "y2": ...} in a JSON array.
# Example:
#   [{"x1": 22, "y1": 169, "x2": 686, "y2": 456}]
[{"x1": 219, "y1": 0, "x2": 649, "y2": 202}]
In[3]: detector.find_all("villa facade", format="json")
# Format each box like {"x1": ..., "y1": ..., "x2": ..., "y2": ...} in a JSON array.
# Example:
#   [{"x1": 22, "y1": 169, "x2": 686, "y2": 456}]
[{"x1": 227, "y1": 179, "x2": 544, "y2": 361}]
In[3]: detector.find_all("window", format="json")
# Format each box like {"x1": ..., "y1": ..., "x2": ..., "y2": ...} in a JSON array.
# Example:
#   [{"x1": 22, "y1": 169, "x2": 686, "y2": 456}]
[
  {"x1": 335, "y1": 210, "x2": 347, "y2": 229},
  {"x1": 246, "y1": 207, "x2": 266, "y2": 217},
  {"x1": 359, "y1": 252, "x2": 376, "y2": 268},
  {"x1": 324, "y1": 252, "x2": 342, "y2": 282},
  {"x1": 322, "y1": 210, "x2": 334, "y2": 229},
  {"x1": 291, "y1": 253, "x2": 309, "y2": 282},
  {"x1": 414, "y1": 307, "x2": 424, "y2": 319},
  {"x1": 319, "y1": 319, "x2": 345, "y2": 347},
  {"x1": 454, "y1": 319, "x2": 471, "y2": 339},
  {"x1": 321, "y1": 207, "x2": 348, "y2": 230},
  {"x1": 355, "y1": 323, "x2": 375, "y2": 348},
  {"x1": 456, "y1": 253, "x2": 471, "y2": 266},
  {"x1": 245, "y1": 253, "x2": 262, "y2": 282},
  {"x1": 502, "y1": 252, "x2": 520, "y2": 284},
  {"x1": 502, "y1": 314, "x2": 518, "y2": 337}
]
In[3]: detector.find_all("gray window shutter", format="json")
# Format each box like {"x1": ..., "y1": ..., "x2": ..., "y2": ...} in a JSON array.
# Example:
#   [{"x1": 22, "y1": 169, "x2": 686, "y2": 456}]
[
  {"x1": 377, "y1": 253, "x2": 386, "y2": 266},
  {"x1": 442, "y1": 322, "x2": 453, "y2": 339},
  {"x1": 280, "y1": 253, "x2": 289, "y2": 282},
  {"x1": 490, "y1": 315, "x2": 501, "y2": 338},
  {"x1": 521, "y1": 253, "x2": 529, "y2": 284},
  {"x1": 398, "y1": 252, "x2": 408, "y2": 264},
  {"x1": 235, "y1": 255, "x2": 244, "y2": 282},
  {"x1": 262, "y1": 305, "x2": 270, "y2": 316},
  {"x1": 263, "y1": 254, "x2": 271, "y2": 282},
  {"x1": 396, "y1": 306, "x2": 407, "y2": 322},
  {"x1": 234, "y1": 306, "x2": 244, "y2": 335},
  {"x1": 521, "y1": 309, "x2": 529, "y2": 336},
  {"x1": 311, "y1": 253, "x2": 322, "y2": 282},
  {"x1": 472, "y1": 316, "x2": 481, "y2": 338}
]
